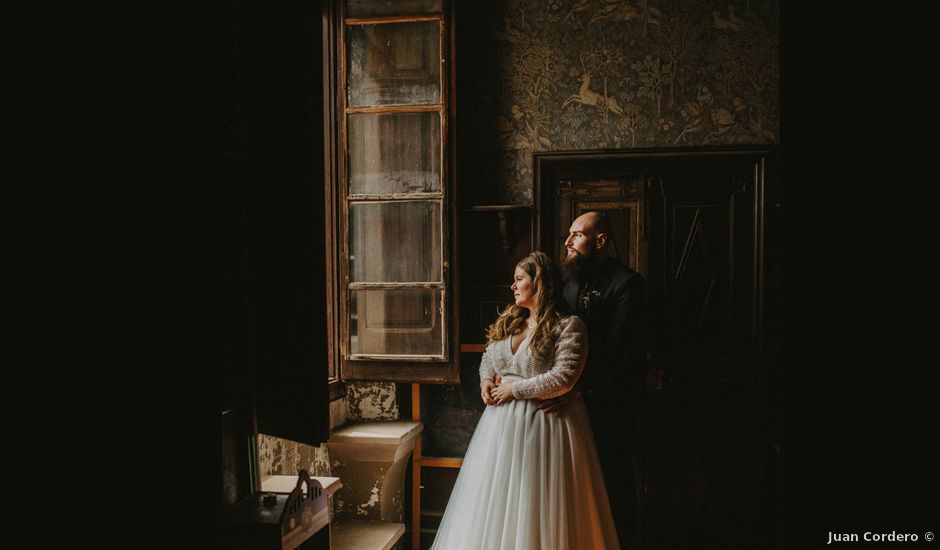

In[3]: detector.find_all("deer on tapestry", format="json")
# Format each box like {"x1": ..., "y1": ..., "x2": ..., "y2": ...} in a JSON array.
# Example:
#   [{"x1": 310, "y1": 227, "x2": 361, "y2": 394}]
[{"x1": 562, "y1": 54, "x2": 624, "y2": 117}]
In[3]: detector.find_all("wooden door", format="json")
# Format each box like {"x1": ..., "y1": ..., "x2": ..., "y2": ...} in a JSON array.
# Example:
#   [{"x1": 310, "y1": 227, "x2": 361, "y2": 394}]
[
  {"x1": 535, "y1": 148, "x2": 775, "y2": 550},
  {"x1": 536, "y1": 149, "x2": 769, "y2": 381},
  {"x1": 645, "y1": 161, "x2": 757, "y2": 381}
]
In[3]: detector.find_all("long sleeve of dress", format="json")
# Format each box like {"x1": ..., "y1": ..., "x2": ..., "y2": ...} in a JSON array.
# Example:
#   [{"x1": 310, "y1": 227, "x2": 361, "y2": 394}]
[
  {"x1": 478, "y1": 343, "x2": 496, "y2": 383},
  {"x1": 511, "y1": 317, "x2": 588, "y2": 400}
]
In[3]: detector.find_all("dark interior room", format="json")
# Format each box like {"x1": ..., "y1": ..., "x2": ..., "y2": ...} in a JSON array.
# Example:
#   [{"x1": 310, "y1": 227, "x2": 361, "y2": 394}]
[{"x1": 223, "y1": 1, "x2": 784, "y2": 548}]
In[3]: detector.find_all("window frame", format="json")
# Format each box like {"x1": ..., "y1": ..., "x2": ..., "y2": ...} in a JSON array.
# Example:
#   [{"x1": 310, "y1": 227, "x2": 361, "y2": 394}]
[{"x1": 324, "y1": 0, "x2": 459, "y2": 384}]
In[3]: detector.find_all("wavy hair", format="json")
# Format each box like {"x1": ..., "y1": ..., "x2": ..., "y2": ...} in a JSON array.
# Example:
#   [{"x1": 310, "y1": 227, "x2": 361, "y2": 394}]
[{"x1": 485, "y1": 251, "x2": 569, "y2": 359}]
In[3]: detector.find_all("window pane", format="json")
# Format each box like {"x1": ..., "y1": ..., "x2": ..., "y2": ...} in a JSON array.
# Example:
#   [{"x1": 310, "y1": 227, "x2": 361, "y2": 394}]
[
  {"x1": 349, "y1": 201, "x2": 441, "y2": 282},
  {"x1": 349, "y1": 288, "x2": 443, "y2": 356},
  {"x1": 347, "y1": 22, "x2": 440, "y2": 106},
  {"x1": 346, "y1": 0, "x2": 441, "y2": 17},
  {"x1": 348, "y1": 112, "x2": 441, "y2": 195}
]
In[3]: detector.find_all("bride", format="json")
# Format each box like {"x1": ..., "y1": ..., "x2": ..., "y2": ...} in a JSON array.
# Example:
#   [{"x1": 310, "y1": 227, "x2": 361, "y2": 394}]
[{"x1": 431, "y1": 251, "x2": 619, "y2": 550}]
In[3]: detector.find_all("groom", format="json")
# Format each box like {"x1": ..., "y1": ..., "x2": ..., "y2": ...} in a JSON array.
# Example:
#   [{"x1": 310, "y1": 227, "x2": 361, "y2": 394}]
[{"x1": 545, "y1": 211, "x2": 647, "y2": 546}]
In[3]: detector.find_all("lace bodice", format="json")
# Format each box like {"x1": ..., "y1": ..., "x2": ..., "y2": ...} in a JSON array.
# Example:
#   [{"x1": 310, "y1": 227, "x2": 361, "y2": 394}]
[{"x1": 479, "y1": 316, "x2": 588, "y2": 400}]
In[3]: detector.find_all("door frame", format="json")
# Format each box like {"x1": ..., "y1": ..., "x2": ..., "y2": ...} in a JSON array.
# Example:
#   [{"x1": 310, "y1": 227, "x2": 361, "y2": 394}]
[{"x1": 533, "y1": 146, "x2": 775, "y2": 361}]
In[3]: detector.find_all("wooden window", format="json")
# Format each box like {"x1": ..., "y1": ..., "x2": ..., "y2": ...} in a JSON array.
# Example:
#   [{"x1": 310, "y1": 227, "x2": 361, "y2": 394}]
[{"x1": 326, "y1": 0, "x2": 457, "y2": 383}]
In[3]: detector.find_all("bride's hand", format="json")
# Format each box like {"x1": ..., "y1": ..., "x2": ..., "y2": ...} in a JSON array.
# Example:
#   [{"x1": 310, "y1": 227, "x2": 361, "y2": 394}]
[{"x1": 490, "y1": 380, "x2": 515, "y2": 405}]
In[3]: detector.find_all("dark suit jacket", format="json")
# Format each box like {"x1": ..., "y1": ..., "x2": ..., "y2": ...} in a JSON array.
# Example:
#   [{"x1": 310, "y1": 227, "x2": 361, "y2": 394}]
[{"x1": 563, "y1": 257, "x2": 646, "y2": 413}]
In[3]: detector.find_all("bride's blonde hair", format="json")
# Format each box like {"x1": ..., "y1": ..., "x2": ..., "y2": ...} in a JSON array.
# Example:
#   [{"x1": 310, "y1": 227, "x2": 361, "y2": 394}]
[{"x1": 485, "y1": 251, "x2": 568, "y2": 359}]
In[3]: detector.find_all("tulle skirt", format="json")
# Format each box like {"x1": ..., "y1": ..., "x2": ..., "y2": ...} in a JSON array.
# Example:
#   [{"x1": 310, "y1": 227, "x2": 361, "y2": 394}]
[{"x1": 430, "y1": 396, "x2": 620, "y2": 550}]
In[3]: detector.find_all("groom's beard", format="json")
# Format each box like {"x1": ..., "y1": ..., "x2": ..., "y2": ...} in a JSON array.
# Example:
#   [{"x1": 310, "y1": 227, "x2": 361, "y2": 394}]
[{"x1": 562, "y1": 249, "x2": 594, "y2": 284}]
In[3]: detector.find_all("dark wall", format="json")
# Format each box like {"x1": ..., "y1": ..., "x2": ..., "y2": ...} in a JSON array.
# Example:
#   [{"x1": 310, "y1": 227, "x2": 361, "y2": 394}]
[{"x1": 223, "y1": 0, "x2": 329, "y2": 468}]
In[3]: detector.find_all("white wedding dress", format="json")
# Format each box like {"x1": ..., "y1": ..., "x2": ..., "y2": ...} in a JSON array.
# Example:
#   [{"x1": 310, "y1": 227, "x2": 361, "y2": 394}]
[{"x1": 431, "y1": 317, "x2": 620, "y2": 550}]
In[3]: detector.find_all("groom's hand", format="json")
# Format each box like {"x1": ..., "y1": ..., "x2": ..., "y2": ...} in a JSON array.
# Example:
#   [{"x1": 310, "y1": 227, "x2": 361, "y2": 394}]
[
  {"x1": 538, "y1": 389, "x2": 581, "y2": 414},
  {"x1": 480, "y1": 378, "x2": 497, "y2": 405}
]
